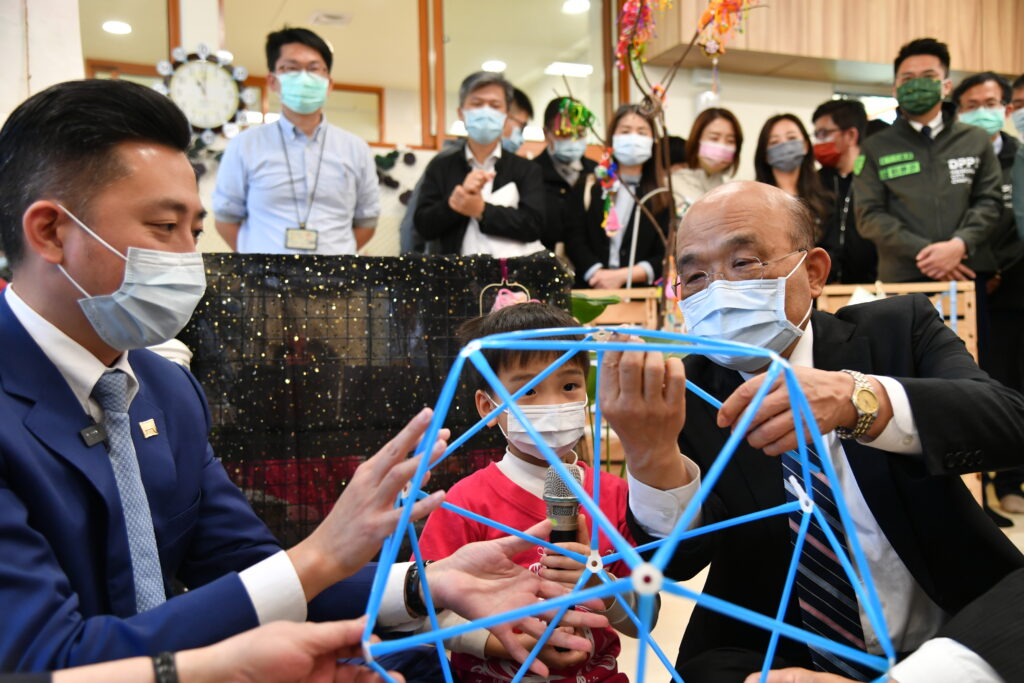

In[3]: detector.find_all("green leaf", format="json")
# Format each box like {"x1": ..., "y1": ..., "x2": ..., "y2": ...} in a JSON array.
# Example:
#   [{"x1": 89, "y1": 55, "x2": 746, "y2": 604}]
[{"x1": 571, "y1": 293, "x2": 621, "y2": 324}]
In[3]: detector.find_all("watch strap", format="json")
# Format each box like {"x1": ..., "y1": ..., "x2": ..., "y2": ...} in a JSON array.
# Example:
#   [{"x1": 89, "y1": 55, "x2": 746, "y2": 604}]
[
  {"x1": 835, "y1": 369, "x2": 877, "y2": 440},
  {"x1": 152, "y1": 652, "x2": 179, "y2": 683}
]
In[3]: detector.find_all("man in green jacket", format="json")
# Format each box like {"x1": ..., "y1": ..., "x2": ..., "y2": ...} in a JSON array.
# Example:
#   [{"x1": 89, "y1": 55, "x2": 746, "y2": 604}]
[{"x1": 853, "y1": 38, "x2": 1003, "y2": 284}]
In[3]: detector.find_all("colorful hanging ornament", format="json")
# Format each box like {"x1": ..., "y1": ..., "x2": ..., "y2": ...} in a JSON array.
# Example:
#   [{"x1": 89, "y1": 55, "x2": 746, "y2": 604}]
[
  {"x1": 615, "y1": 0, "x2": 673, "y2": 71},
  {"x1": 595, "y1": 148, "x2": 622, "y2": 237},
  {"x1": 555, "y1": 98, "x2": 596, "y2": 136},
  {"x1": 697, "y1": 0, "x2": 759, "y2": 56}
]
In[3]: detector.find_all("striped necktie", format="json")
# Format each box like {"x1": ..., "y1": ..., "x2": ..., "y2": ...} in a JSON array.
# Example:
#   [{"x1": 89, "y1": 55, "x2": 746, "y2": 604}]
[
  {"x1": 92, "y1": 370, "x2": 167, "y2": 613},
  {"x1": 782, "y1": 446, "x2": 874, "y2": 680}
]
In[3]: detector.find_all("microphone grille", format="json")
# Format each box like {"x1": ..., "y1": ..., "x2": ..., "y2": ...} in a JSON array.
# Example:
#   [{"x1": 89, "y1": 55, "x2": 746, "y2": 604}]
[{"x1": 544, "y1": 463, "x2": 583, "y2": 499}]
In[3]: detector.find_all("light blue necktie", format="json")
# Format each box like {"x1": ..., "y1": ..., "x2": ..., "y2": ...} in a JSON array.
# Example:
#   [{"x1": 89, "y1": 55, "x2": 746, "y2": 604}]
[{"x1": 92, "y1": 370, "x2": 166, "y2": 613}]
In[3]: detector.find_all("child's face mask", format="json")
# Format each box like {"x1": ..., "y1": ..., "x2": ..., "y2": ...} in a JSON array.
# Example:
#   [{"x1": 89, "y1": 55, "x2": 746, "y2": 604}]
[{"x1": 487, "y1": 395, "x2": 587, "y2": 459}]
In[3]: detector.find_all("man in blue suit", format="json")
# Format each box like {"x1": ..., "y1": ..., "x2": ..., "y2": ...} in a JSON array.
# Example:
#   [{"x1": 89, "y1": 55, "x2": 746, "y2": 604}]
[{"x1": 0, "y1": 80, "x2": 606, "y2": 674}]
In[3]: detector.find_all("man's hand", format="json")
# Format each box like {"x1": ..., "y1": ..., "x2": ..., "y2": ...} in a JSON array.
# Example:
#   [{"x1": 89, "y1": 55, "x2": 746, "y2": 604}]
[
  {"x1": 717, "y1": 367, "x2": 892, "y2": 456},
  {"x1": 483, "y1": 627, "x2": 590, "y2": 672},
  {"x1": 425, "y1": 520, "x2": 610, "y2": 678},
  {"x1": 449, "y1": 185, "x2": 486, "y2": 220},
  {"x1": 588, "y1": 268, "x2": 629, "y2": 289},
  {"x1": 288, "y1": 408, "x2": 448, "y2": 600},
  {"x1": 916, "y1": 239, "x2": 967, "y2": 280},
  {"x1": 176, "y1": 617, "x2": 401, "y2": 683},
  {"x1": 462, "y1": 169, "x2": 495, "y2": 194},
  {"x1": 599, "y1": 333, "x2": 690, "y2": 490},
  {"x1": 743, "y1": 667, "x2": 893, "y2": 683}
]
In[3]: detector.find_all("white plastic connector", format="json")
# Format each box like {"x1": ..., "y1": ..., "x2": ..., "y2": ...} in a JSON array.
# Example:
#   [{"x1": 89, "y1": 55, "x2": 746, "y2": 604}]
[
  {"x1": 788, "y1": 475, "x2": 814, "y2": 514},
  {"x1": 362, "y1": 639, "x2": 375, "y2": 663},
  {"x1": 460, "y1": 340, "x2": 482, "y2": 357},
  {"x1": 631, "y1": 562, "x2": 663, "y2": 595},
  {"x1": 586, "y1": 550, "x2": 604, "y2": 574}
]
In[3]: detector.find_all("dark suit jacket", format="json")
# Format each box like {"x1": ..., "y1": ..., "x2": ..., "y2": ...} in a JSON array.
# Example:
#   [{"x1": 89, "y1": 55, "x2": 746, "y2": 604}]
[
  {"x1": 628, "y1": 294, "x2": 1024, "y2": 681},
  {"x1": 534, "y1": 148, "x2": 597, "y2": 251},
  {"x1": 566, "y1": 180, "x2": 669, "y2": 288},
  {"x1": 413, "y1": 141, "x2": 546, "y2": 254},
  {"x1": 0, "y1": 295, "x2": 374, "y2": 670}
]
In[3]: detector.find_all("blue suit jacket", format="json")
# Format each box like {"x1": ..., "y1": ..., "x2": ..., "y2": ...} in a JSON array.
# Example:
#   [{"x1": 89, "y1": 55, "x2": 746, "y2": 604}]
[{"x1": 0, "y1": 295, "x2": 374, "y2": 670}]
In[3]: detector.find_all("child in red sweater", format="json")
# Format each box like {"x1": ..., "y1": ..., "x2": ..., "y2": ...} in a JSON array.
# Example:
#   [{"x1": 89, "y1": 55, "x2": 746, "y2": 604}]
[{"x1": 418, "y1": 302, "x2": 654, "y2": 683}]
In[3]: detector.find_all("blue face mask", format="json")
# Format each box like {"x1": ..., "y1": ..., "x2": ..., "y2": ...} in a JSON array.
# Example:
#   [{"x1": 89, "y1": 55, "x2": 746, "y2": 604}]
[
  {"x1": 57, "y1": 205, "x2": 207, "y2": 351},
  {"x1": 1013, "y1": 108, "x2": 1024, "y2": 136},
  {"x1": 552, "y1": 138, "x2": 587, "y2": 163},
  {"x1": 277, "y1": 71, "x2": 329, "y2": 115},
  {"x1": 502, "y1": 125, "x2": 525, "y2": 153},
  {"x1": 959, "y1": 107, "x2": 1006, "y2": 136},
  {"x1": 464, "y1": 106, "x2": 507, "y2": 145},
  {"x1": 678, "y1": 252, "x2": 810, "y2": 373},
  {"x1": 612, "y1": 133, "x2": 653, "y2": 166}
]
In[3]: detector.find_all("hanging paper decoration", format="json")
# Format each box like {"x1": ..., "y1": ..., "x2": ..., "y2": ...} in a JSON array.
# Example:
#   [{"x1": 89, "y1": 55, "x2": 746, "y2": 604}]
[
  {"x1": 595, "y1": 149, "x2": 621, "y2": 236},
  {"x1": 615, "y1": 0, "x2": 673, "y2": 70},
  {"x1": 555, "y1": 98, "x2": 597, "y2": 136},
  {"x1": 697, "y1": 0, "x2": 759, "y2": 56}
]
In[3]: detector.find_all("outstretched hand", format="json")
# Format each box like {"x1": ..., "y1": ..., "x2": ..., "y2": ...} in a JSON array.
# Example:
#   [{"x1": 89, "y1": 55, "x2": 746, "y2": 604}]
[{"x1": 426, "y1": 520, "x2": 610, "y2": 678}]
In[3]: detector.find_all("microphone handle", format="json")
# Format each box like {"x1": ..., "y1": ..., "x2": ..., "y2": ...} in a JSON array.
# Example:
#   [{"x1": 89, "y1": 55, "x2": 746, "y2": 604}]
[{"x1": 550, "y1": 528, "x2": 577, "y2": 544}]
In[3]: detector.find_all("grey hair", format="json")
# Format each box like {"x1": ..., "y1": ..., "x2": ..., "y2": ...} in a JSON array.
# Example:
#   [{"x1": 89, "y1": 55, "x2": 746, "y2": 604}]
[
  {"x1": 785, "y1": 195, "x2": 816, "y2": 250},
  {"x1": 458, "y1": 71, "x2": 513, "y2": 108}
]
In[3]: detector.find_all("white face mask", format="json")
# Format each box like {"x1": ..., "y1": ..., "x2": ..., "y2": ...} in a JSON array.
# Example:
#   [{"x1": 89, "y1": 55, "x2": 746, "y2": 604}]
[
  {"x1": 57, "y1": 205, "x2": 207, "y2": 351},
  {"x1": 679, "y1": 251, "x2": 811, "y2": 373},
  {"x1": 487, "y1": 395, "x2": 587, "y2": 459}
]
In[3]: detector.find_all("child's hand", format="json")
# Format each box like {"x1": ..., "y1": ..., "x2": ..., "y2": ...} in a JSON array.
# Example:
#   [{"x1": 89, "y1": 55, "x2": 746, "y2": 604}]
[
  {"x1": 539, "y1": 518, "x2": 613, "y2": 608},
  {"x1": 484, "y1": 628, "x2": 590, "y2": 670}
]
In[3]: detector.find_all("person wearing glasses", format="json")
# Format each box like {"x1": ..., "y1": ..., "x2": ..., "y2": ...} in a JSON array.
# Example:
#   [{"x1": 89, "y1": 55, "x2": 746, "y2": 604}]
[
  {"x1": 810, "y1": 100, "x2": 878, "y2": 285},
  {"x1": 213, "y1": 28, "x2": 380, "y2": 255},
  {"x1": 595, "y1": 180, "x2": 1024, "y2": 682}
]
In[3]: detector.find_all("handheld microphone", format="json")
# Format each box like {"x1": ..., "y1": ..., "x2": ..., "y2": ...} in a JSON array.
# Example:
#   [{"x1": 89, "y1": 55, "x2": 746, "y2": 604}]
[{"x1": 544, "y1": 464, "x2": 584, "y2": 544}]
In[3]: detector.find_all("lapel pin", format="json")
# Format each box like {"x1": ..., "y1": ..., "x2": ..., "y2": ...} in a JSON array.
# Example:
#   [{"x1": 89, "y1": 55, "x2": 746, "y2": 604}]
[{"x1": 139, "y1": 419, "x2": 159, "y2": 439}]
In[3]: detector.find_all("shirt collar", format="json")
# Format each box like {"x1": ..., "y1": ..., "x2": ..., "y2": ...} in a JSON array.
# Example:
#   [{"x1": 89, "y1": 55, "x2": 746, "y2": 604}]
[
  {"x1": 277, "y1": 113, "x2": 327, "y2": 140},
  {"x1": 907, "y1": 109, "x2": 944, "y2": 136},
  {"x1": 4, "y1": 285, "x2": 139, "y2": 418},
  {"x1": 464, "y1": 140, "x2": 502, "y2": 165},
  {"x1": 993, "y1": 134, "x2": 1004, "y2": 156},
  {"x1": 496, "y1": 449, "x2": 580, "y2": 499}
]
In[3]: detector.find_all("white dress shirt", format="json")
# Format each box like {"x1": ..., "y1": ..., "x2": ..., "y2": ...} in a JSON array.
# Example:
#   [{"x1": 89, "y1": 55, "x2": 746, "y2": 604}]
[
  {"x1": 4, "y1": 285, "x2": 411, "y2": 627},
  {"x1": 907, "y1": 109, "x2": 945, "y2": 138}
]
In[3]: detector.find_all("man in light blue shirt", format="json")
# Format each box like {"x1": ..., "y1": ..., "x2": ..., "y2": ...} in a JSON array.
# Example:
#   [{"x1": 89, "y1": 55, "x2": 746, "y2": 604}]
[{"x1": 213, "y1": 28, "x2": 379, "y2": 255}]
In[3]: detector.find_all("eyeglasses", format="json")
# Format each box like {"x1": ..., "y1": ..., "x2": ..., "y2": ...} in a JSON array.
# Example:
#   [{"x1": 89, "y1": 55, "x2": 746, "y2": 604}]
[
  {"x1": 276, "y1": 63, "x2": 329, "y2": 76},
  {"x1": 813, "y1": 127, "x2": 839, "y2": 141},
  {"x1": 675, "y1": 248, "x2": 807, "y2": 297}
]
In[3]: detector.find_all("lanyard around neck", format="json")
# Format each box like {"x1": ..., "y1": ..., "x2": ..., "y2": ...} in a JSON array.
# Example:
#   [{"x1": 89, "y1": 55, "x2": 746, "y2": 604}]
[{"x1": 276, "y1": 122, "x2": 328, "y2": 229}]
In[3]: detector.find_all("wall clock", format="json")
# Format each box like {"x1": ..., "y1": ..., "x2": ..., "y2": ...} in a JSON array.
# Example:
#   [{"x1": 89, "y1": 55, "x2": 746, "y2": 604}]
[{"x1": 155, "y1": 44, "x2": 251, "y2": 144}]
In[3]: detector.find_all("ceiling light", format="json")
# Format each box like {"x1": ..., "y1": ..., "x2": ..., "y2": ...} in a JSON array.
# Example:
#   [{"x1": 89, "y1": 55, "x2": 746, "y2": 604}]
[
  {"x1": 102, "y1": 20, "x2": 132, "y2": 35},
  {"x1": 481, "y1": 60, "x2": 506, "y2": 73},
  {"x1": 561, "y1": 0, "x2": 590, "y2": 14},
  {"x1": 544, "y1": 62, "x2": 593, "y2": 78}
]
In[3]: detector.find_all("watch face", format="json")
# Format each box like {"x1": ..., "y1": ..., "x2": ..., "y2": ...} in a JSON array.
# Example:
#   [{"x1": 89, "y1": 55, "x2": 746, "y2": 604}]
[
  {"x1": 854, "y1": 388, "x2": 879, "y2": 414},
  {"x1": 168, "y1": 60, "x2": 240, "y2": 130}
]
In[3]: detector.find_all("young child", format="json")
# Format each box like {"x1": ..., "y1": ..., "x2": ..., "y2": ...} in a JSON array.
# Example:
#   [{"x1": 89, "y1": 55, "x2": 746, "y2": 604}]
[{"x1": 418, "y1": 302, "x2": 651, "y2": 683}]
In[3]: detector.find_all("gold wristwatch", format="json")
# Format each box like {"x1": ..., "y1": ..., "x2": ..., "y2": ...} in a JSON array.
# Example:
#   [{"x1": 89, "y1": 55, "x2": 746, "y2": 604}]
[{"x1": 835, "y1": 369, "x2": 879, "y2": 440}]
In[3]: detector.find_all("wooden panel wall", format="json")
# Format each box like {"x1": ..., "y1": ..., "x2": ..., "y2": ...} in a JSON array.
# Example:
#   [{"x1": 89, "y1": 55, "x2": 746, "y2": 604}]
[{"x1": 648, "y1": 0, "x2": 1020, "y2": 76}]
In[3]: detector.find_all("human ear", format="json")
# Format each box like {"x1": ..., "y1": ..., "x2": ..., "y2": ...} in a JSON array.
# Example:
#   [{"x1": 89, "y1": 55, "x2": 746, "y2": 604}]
[
  {"x1": 805, "y1": 247, "x2": 831, "y2": 298},
  {"x1": 475, "y1": 389, "x2": 499, "y2": 427},
  {"x1": 21, "y1": 200, "x2": 68, "y2": 266}
]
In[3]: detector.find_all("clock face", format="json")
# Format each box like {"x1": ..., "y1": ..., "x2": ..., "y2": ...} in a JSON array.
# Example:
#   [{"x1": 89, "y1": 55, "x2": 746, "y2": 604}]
[{"x1": 168, "y1": 60, "x2": 240, "y2": 130}]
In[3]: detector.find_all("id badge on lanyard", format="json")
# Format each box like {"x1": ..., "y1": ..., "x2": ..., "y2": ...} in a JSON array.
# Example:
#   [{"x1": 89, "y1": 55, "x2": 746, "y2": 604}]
[
  {"x1": 285, "y1": 227, "x2": 318, "y2": 250},
  {"x1": 278, "y1": 123, "x2": 328, "y2": 252}
]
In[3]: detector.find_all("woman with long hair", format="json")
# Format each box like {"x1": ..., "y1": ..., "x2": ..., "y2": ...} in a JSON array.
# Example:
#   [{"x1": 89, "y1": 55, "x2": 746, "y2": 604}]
[
  {"x1": 566, "y1": 104, "x2": 671, "y2": 289},
  {"x1": 673, "y1": 107, "x2": 743, "y2": 209},
  {"x1": 754, "y1": 113, "x2": 832, "y2": 230}
]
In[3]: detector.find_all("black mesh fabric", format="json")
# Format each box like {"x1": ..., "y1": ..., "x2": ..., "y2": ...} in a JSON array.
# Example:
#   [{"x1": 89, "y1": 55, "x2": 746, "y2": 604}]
[{"x1": 178, "y1": 252, "x2": 573, "y2": 545}]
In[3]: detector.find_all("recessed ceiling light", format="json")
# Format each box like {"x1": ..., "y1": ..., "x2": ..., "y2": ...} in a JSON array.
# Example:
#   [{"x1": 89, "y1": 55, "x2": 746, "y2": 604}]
[
  {"x1": 561, "y1": 0, "x2": 590, "y2": 14},
  {"x1": 544, "y1": 62, "x2": 593, "y2": 78},
  {"x1": 481, "y1": 60, "x2": 506, "y2": 73},
  {"x1": 102, "y1": 20, "x2": 132, "y2": 35}
]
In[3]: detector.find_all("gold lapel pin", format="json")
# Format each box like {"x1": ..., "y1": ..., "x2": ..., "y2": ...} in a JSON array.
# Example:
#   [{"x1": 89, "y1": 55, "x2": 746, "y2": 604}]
[{"x1": 139, "y1": 419, "x2": 159, "y2": 439}]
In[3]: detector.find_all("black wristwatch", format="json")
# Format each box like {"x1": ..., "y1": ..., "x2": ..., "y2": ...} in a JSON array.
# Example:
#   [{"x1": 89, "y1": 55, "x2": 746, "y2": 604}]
[
  {"x1": 152, "y1": 651, "x2": 179, "y2": 683},
  {"x1": 404, "y1": 560, "x2": 434, "y2": 618}
]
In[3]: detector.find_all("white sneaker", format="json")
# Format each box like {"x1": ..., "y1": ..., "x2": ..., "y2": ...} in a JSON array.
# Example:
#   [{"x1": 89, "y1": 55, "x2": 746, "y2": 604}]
[{"x1": 999, "y1": 493, "x2": 1024, "y2": 514}]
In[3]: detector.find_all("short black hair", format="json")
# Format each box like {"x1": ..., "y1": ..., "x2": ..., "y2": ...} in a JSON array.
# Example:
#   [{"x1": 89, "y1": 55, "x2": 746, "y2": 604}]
[
  {"x1": 511, "y1": 88, "x2": 533, "y2": 120},
  {"x1": 952, "y1": 72, "x2": 1012, "y2": 107},
  {"x1": 0, "y1": 79, "x2": 191, "y2": 269},
  {"x1": 865, "y1": 119, "x2": 890, "y2": 138},
  {"x1": 894, "y1": 37, "x2": 950, "y2": 77},
  {"x1": 811, "y1": 99, "x2": 867, "y2": 144},
  {"x1": 457, "y1": 302, "x2": 588, "y2": 392},
  {"x1": 266, "y1": 27, "x2": 334, "y2": 73},
  {"x1": 667, "y1": 135, "x2": 687, "y2": 166},
  {"x1": 458, "y1": 71, "x2": 513, "y2": 109},
  {"x1": 1014, "y1": 74, "x2": 1024, "y2": 91}
]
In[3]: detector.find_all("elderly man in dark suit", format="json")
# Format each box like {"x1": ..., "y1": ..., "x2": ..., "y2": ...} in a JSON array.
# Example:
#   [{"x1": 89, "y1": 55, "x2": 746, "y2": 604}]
[{"x1": 599, "y1": 181, "x2": 1024, "y2": 682}]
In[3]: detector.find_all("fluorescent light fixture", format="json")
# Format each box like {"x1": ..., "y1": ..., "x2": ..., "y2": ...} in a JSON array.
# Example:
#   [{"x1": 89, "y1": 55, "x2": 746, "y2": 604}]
[
  {"x1": 561, "y1": 0, "x2": 590, "y2": 14},
  {"x1": 265, "y1": 113, "x2": 281, "y2": 124},
  {"x1": 523, "y1": 125, "x2": 545, "y2": 142},
  {"x1": 481, "y1": 60, "x2": 507, "y2": 73},
  {"x1": 102, "y1": 20, "x2": 132, "y2": 35},
  {"x1": 245, "y1": 111, "x2": 265, "y2": 125},
  {"x1": 544, "y1": 62, "x2": 593, "y2": 78},
  {"x1": 215, "y1": 49, "x2": 234, "y2": 64}
]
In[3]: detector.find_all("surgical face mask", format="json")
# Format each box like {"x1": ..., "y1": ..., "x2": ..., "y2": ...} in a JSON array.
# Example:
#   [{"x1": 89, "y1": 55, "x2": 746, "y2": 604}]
[
  {"x1": 502, "y1": 126, "x2": 525, "y2": 153},
  {"x1": 612, "y1": 133, "x2": 653, "y2": 166},
  {"x1": 488, "y1": 395, "x2": 587, "y2": 459},
  {"x1": 698, "y1": 140, "x2": 736, "y2": 168},
  {"x1": 896, "y1": 78, "x2": 943, "y2": 115},
  {"x1": 1012, "y1": 108, "x2": 1024, "y2": 136},
  {"x1": 678, "y1": 252, "x2": 811, "y2": 373},
  {"x1": 959, "y1": 106, "x2": 1006, "y2": 136},
  {"x1": 765, "y1": 139, "x2": 807, "y2": 173},
  {"x1": 277, "y1": 71, "x2": 329, "y2": 115},
  {"x1": 552, "y1": 138, "x2": 587, "y2": 163},
  {"x1": 57, "y1": 205, "x2": 207, "y2": 351},
  {"x1": 464, "y1": 106, "x2": 507, "y2": 145},
  {"x1": 813, "y1": 140, "x2": 841, "y2": 168}
]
